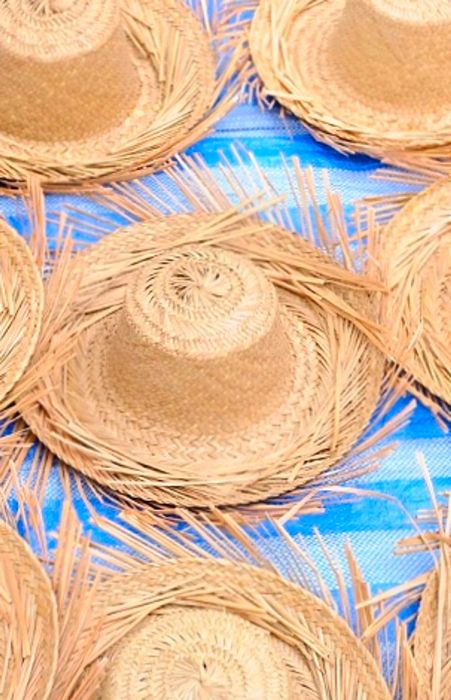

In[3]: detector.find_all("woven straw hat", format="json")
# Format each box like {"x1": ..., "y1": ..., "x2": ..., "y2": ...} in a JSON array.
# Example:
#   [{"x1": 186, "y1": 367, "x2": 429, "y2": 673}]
[
  {"x1": 381, "y1": 178, "x2": 451, "y2": 404},
  {"x1": 21, "y1": 212, "x2": 384, "y2": 507},
  {"x1": 0, "y1": 0, "x2": 230, "y2": 189},
  {"x1": 250, "y1": 0, "x2": 451, "y2": 159},
  {"x1": 0, "y1": 220, "x2": 43, "y2": 404},
  {"x1": 0, "y1": 519, "x2": 58, "y2": 699},
  {"x1": 92, "y1": 559, "x2": 391, "y2": 699}
]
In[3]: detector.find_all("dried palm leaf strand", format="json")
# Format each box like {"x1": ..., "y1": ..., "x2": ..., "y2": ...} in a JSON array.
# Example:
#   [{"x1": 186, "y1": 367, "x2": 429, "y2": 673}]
[
  {"x1": 0, "y1": 219, "x2": 43, "y2": 406},
  {"x1": 246, "y1": 0, "x2": 451, "y2": 163},
  {"x1": 5, "y1": 158, "x2": 398, "y2": 508},
  {"x1": 0, "y1": 0, "x2": 246, "y2": 190},
  {"x1": 0, "y1": 519, "x2": 57, "y2": 700}
]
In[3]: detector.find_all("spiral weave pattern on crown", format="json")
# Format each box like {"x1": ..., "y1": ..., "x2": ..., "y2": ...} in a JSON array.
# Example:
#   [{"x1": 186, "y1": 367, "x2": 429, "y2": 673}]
[
  {"x1": 100, "y1": 609, "x2": 291, "y2": 699},
  {"x1": 105, "y1": 247, "x2": 296, "y2": 435},
  {"x1": 0, "y1": 0, "x2": 119, "y2": 59},
  {"x1": 126, "y1": 247, "x2": 278, "y2": 359}
]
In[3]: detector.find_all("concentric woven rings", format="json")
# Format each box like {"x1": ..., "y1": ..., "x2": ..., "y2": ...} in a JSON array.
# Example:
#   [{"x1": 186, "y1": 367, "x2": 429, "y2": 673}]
[
  {"x1": 0, "y1": 220, "x2": 43, "y2": 404},
  {"x1": 22, "y1": 213, "x2": 384, "y2": 507},
  {"x1": 93, "y1": 559, "x2": 391, "y2": 699},
  {"x1": 0, "y1": 520, "x2": 58, "y2": 700},
  {"x1": 250, "y1": 0, "x2": 451, "y2": 158},
  {"x1": 382, "y1": 178, "x2": 451, "y2": 404},
  {"x1": 0, "y1": 0, "x2": 217, "y2": 188}
]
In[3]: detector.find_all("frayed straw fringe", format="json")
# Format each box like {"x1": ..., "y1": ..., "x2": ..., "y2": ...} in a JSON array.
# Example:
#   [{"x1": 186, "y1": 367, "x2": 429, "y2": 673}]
[
  {"x1": 0, "y1": 452, "x2": 445, "y2": 698},
  {"x1": 355, "y1": 166, "x2": 451, "y2": 426},
  {"x1": 227, "y1": 0, "x2": 451, "y2": 169},
  {"x1": 362, "y1": 454, "x2": 450, "y2": 700},
  {"x1": 0, "y1": 0, "x2": 249, "y2": 192},
  {"x1": 1, "y1": 153, "x2": 415, "y2": 513}
]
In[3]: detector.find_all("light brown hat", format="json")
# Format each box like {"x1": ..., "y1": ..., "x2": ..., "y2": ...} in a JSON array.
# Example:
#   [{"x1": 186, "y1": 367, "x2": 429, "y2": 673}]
[
  {"x1": 91, "y1": 559, "x2": 392, "y2": 699},
  {"x1": 250, "y1": 0, "x2": 451, "y2": 159},
  {"x1": 0, "y1": 519, "x2": 58, "y2": 699},
  {"x1": 381, "y1": 178, "x2": 451, "y2": 405},
  {"x1": 0, "y1": 219, "x2": 43, "y2": 405},
  {"x1": 0, "y1": 0, "x2": 238, "y2": 190},
  {"x1": 19, "y1": 202, "x2": 386, "y2": 507}
]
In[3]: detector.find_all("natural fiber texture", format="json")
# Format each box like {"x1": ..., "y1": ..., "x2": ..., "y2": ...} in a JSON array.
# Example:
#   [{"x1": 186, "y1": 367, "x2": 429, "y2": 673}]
[
  {"x1": 6, "y1": 155, "x2": 399, "y2": 508},
  {"x1": 92, "y1": 559, "x2": 391, "y2": 699},
  {"x1": 0, "y1": 519, "x2": 58, "y2": 700},
  {"x1": 359, "y1": 173, "x2": 451, "y2": 409},
  {"x1": 414, "y1": 558, "x2": 451, "y2": 700},
  {"x1": 246, "y1": 0, "x2": 451, "y2": 162},
  {"x1": 0, "y1": 0, "x2": 245, "y2": 190},
  {"x1": 0, "y1": 219, "x2": 43, "y2": 405}
]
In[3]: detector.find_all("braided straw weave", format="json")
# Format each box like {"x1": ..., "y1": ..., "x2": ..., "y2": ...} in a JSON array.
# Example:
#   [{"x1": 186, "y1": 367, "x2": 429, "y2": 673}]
[
  {"x1": 249, "y1": 0, "x2": 451, "y2": 160},
  {"x1": 381, "y1": 178, "x2": 451, "y2": 404},
  {"x1": 92, "y1": 559, "x2": 391, "y2": 699},
  {"x1": 0, "y1": 220, "x2": 43, "y2": 405},
  {"x1": 0, "y1": 519, "x2": 58, "y2": 699},
  {"x1": 20, "y1": 211, "x2": 384, "y2": 507},
  {"x1": 0, "y1": 0, "x2": 238, "y2": 189}
]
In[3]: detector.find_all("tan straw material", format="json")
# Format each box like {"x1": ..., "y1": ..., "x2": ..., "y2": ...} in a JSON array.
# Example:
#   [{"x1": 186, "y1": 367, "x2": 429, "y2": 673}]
[
  {"x1": 0, "y1": 519, "x2": 58, "y2": 700},
  {"x1": 377, "y1": 178, "x2": 451, "y2": 405},
  {"x1": 92, "y1": 559, "x2": 391, "y2": 699},
  {"x1": 249, "y1": 0, "x2": 451, "y2": 160},
  {"x1": 414, "y1": 557, "x2": 451, "y2": 700},
  {"x1": 19, "y1": 206, "x2": 385, "y2": 507},
  {"x1": 0, "y1": 0, "x2": 242, "y2": 190},
  {"x1": 0, "y1": 219, "x2": 43, "y2": 405}
]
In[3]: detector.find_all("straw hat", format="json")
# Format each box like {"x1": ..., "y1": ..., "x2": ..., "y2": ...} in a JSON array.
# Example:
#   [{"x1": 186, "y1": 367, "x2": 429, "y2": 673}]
[
  {"x1": 0, "y1": 0, "x2": 225, "y2": 189},
  {"x1": 0, "y1": 519, "x2": 58, "y2": 699},
  {"x1": 382, "y1": 178, "x2": 451, "y2": 404},
  {"x1": 250, "y1": 0, "x2": 451, "y2": 158},
  {"x1": 0, "y1": 220, "x2": 43, "y2": 404},
  {"x1": 21, "y1": 212, "x2": 384, "y2": 507},
  {"x1": 92, "y1": 559, "x2": 391, "y2": 699}
]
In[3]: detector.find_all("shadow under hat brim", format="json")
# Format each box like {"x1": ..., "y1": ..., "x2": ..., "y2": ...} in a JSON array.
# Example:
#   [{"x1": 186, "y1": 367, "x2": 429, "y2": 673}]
[
  {"x1": 0, "y1": 0, "x2": 217, "y2": 190},
  {"x1": 0, "y1": 222, "x2": 43, "y2": 404},
  {"x1": 90, "y1": 559, "x2": 392, "y2": 699},
  {"x1": 250, "y1": 0, "x2": 451, "y2": 158},
  {"x1": 382, "y1": 179, "x2": 451, "y2": 404},
  {"x1": 0, "y1": 521, "x2": 58, "y2": 700},
  {"x1": 22, "y1": 215, "x2": 384, "y2": 507}
]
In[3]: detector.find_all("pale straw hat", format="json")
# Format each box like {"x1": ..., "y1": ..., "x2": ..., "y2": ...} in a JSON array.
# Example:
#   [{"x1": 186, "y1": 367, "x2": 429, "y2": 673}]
[
  {"x1": 0, "y1": 0, "x2": 236, "y2": 190},
  {"x1": 20, "y1": 205, "x2": 385, "y2": 507},
  {"x1": 0, "y1": 219, "x2": 43, "y2": 405},
  {"x1": 250, "y1": 0, "x2": 451, "y2": 159},
  {"x1": 0, "y1": 519, "x2": 58, "y2": 699},
  {"x1": 92, "y1": 559, "x2": 392, "y2": 699},
  {"x1": 381, "y1": 178, "x2": 451, "y2": 405}
]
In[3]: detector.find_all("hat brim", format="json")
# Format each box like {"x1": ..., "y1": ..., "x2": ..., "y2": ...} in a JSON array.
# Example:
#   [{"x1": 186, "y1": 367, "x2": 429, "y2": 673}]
[
  {"x1": 91, "y1": 559, "x2": 391, "y2": 699},
  {"x1": 22, "y1": 215, "x2": 384, "y2": 507},
  {"x1": 0, "y1": 520, "x2": 58, "y2": 700},
  {"x1": 0, "y1": 222, "x2": 43, "y2": 404},
  {"x1": 0, "y1": 0, "x2": 222, "y2": 190},
  {"x1": 250, "y1": 0, "x2": 451, "y2": 158},
  {"x1": 382, "y1": 179, "x2": 451, "y2": 404}
]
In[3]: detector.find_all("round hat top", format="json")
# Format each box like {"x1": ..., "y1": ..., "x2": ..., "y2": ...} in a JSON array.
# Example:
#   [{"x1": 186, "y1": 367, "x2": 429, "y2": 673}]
[
  {"x1": 0, "y1": 0, "x2": 120, "y2": 59},
  {"x1": 124, "y1": 246, "x2": 279, "y2": 360}
]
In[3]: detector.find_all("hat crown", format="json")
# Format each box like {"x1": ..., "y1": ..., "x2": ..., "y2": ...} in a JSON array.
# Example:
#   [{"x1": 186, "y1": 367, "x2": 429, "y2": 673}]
[
  {"x1": 0, "y1": 0, "x2": 120, "y2": 59},
  {"x1": 333, "y1": 0, "x2": 451, "y2": 109},
  {"x1": 0, "y1": 0, "x2": 141, "y2": 142},
  {"x1": 105, "y1": 247, "x2": 296, "y2": 436}
]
